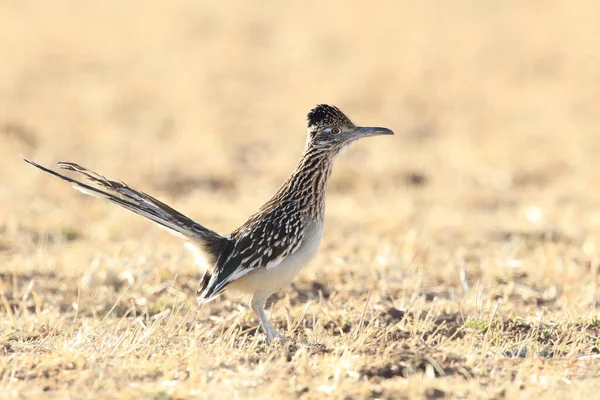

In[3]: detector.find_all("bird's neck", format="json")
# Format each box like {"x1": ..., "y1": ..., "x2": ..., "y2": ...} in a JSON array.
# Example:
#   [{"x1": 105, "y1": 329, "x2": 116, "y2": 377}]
[{"x1": 281, "y1": 145, "x2": 336, "y2": 219}]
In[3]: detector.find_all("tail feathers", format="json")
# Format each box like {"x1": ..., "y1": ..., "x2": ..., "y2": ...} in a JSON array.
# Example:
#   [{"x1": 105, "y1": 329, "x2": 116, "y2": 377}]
[{"x1": 23, "y1": 157, "x2": 230, "y2": 260}]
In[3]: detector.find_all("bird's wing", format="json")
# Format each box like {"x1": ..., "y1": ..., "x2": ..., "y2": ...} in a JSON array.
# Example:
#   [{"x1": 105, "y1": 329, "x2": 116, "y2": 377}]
[
  {"x1": 23, "y1": 158, "x2": 229, "y2": 259},
  {"x1": 198, "y1": 203, "x2": 304, "y2": 300}
]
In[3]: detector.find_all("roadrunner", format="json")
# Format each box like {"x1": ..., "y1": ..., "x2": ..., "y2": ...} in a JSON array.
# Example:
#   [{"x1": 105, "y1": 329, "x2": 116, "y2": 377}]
[{"x1": 24, "y1": 104, "x2": 393, "y2": 343}]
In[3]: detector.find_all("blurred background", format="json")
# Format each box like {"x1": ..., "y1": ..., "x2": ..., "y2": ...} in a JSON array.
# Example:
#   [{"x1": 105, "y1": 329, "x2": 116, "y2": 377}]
[{"x1": 2, "y1": 0, "x2": 600, "y2": 310}]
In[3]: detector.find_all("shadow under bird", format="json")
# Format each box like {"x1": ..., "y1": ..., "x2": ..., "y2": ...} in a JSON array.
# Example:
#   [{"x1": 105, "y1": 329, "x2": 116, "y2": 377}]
[{"x1": 24, "y1": 104, "x2": 393, "y2": 344}]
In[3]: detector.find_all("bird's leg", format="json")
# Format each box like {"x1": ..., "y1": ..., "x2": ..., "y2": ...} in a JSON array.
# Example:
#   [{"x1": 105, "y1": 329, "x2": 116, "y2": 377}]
[{"x1": 250, "y1": 293, "x2": 283, "y2": 344}]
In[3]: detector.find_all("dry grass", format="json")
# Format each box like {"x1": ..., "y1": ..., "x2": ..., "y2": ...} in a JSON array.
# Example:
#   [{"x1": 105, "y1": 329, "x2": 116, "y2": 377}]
[{"x1": 2, "y1": 0, "x2": 600, "y2": 398}]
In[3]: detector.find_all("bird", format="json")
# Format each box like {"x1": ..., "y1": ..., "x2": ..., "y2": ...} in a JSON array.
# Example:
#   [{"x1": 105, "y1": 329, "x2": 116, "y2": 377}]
[{"x1": 23, "y1": 104, "x2": 393, "y2": 344}]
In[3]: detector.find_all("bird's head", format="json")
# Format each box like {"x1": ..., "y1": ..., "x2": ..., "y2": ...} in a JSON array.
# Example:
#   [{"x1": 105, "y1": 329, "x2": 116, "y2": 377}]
[{"x1": 306, "y1": 104, "x2": 393, "y2": 153}]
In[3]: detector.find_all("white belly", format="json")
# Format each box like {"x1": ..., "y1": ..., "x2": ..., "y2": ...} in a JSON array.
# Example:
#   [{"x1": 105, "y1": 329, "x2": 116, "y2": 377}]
[{"x1": 227, "y1": 220, "x2": 324, "y2": 296}]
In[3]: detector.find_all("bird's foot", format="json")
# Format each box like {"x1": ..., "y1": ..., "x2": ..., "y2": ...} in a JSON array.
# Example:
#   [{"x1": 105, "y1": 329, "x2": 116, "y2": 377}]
[{"x1": 265, "y1": 329, "x2": 285, "y2": 345}]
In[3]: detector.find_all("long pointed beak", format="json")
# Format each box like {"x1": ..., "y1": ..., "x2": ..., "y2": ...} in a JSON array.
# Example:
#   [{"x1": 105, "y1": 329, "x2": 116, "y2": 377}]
[{"x1": 355, "y1": 126, "x2": 394, "y2": 137}]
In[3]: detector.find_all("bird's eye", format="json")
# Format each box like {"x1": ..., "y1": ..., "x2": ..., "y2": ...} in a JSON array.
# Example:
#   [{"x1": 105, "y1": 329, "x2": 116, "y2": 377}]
[{"x1": 330, "y1": 127, "x2": 341, "y2": 134}]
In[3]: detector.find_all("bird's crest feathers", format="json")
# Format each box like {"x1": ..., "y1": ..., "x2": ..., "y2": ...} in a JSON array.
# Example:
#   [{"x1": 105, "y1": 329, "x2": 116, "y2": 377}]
[{"x1": 307, "y1": 104, "x2": 353, "y2": 129}]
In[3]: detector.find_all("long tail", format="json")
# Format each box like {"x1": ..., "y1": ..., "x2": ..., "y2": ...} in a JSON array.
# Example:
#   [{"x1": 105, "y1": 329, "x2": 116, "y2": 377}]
[{"x1": 23, "y1": 157, "x2": 230, "y2": 261}]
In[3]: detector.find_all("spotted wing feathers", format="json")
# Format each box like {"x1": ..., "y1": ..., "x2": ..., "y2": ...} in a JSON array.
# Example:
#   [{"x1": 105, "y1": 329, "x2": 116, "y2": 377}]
[{"x1": 198, "y1": 203, "x2": 304, "y2": 300}]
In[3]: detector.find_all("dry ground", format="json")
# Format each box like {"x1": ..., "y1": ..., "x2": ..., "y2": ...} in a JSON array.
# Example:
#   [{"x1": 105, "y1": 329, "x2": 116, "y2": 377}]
[{"x1": 2, "y1": 1, "x2": 600, "y2": 398}]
